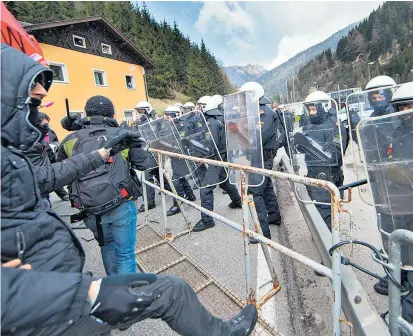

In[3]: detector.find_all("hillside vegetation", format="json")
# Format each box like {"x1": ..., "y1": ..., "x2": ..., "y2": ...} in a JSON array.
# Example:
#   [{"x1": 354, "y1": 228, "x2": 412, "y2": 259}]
[
  {"x1": 5, "y1": 1, "x2": 234, "y2": 101},
  {"x1": 290, "y1": 1, "x2": 413, "y2": 101}
]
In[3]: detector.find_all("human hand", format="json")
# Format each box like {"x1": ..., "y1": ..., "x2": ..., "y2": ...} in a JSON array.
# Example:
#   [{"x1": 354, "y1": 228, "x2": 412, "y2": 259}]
[{"x1": 2, "y1": 259, "x2": 32, "y2": 270}]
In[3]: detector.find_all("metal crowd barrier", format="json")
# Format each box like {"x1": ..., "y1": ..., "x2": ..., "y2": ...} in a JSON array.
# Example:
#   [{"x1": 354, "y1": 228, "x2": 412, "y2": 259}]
[{"x1": 144, "y1": 148, "x2": 344, "y2": 335}]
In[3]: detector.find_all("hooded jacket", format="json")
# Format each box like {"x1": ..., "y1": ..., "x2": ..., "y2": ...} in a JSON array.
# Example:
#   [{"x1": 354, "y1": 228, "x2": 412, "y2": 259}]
[{"x1": 1, "y1": 44, "x2": 110, "y2": 335}]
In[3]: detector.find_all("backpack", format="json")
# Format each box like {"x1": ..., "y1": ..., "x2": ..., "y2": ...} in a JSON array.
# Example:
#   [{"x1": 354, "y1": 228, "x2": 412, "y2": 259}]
[{"x1": 69, "y1": 127, "x2": 139, "y2": 215}]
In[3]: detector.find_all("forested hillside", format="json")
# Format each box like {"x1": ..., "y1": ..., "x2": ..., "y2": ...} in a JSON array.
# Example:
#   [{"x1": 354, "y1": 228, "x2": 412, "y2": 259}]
[
  {"x1": 290, "y1": 1, "x2": 413, "y2": 101},
  {"x1": 5, "y1": 1, "x2": 234, "y2": 100}
]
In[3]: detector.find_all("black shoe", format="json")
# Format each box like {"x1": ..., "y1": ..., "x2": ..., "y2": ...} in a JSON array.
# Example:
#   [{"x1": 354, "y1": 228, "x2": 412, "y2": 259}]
[
  {"x1": 167, "y1": 205, "x2": 181, "y2": 217},
  {"x1": 227, "y1": 304, "x2": 258, "y2": 336},
  {"x1": 193, "y1": 220, "x2": 215, "y2": 232},
  {"x1": 374, "y1": 273, "x2": 409, "y2": 296},
  {"x1": 185, "y1": 194, "x2": 196, "y2": 202},
  {"x1": 138, "y1": 203, "x2": 156, "y2": 213},
  {"x1": 269, "y1": 217, "x2": 282, "y2": 226},
  {"x1": 249, "y1": 235, "x2": 271, "y2": 244},
  {"x1": 60, "y1": 194, "x2": 69, "y2": 201},
  {"x1": 228, "y1": 201, "x2": 242, "y2": 209}
]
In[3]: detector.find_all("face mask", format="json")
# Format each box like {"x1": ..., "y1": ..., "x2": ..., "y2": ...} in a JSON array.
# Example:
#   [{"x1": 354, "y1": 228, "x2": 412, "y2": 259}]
[
  {"x1": 373, "y1": 105, "x2": 388, "y2": 116},
  {"x1": 309, "y1": 113, "x2": 324, "y2": 124},
  {"x1": 35, "y1": 123, "x2": 49, "y2": 140},
  {"x1": 28, "y1": 97, "x2": 42, "y2": 126}
]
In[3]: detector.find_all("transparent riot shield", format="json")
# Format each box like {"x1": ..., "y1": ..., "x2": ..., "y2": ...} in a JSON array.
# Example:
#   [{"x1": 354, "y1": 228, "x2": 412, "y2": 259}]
[
  {"x1": 222, "y1": 91, "x2": 264, "y2": 187},
  {"x1": 358, "y1": 109, "x2": 413, "y2": 268},
  {"x1": 133, "y1": 114, "x2": 158, "y2": 171},
  {"x1": 172, "y1": 111, "x2": 228, "y2": 188},
  {"x1": 345, "y1": 85, "x2": 400, "y2": 204},
  {"x1": 286, "y1": 99, "x2": 345, "y2": 205}
]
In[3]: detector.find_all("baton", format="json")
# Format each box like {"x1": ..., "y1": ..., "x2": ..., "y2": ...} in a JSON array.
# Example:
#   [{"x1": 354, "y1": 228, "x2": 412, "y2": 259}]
[
  {"x1": 338, "y1": 179, "x2": 368, "y2": 191},
  {"x1": 65, "y1": 98, "x2": 74, "y2": 120}
]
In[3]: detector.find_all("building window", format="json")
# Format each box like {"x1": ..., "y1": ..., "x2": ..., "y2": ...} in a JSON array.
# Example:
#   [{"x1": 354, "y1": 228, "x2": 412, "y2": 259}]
[
  {"x1": 73, "y1": 35, "x2": 86, "y2": 48},
  {"x1": 125, "y1": 75, "x2": 135, "y2": 90},
  {"x1": 101, "y1": 43, "x2": 112, "y2": 55},
  {"x1": 124, "y1": 110, "x2": 134, "y2": 120},
  {"x1": 48, "y1": 62, "x2": 69, "y2": 83},
  {"x1": 93, "y1": 69, "x2": 108, "y2": 87}
]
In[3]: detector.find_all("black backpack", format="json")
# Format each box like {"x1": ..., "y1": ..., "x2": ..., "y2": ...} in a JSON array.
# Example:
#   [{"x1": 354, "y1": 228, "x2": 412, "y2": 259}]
[{"x1": 69, "y1": 127, "x2": 140, "y2": 215}]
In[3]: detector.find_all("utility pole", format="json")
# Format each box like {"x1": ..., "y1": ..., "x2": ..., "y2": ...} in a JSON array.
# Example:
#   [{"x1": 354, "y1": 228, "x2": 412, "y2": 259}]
[
  {"x1": 292, "y1": 75, "x2": 296, "y2": 103},
  {"x1": 337, "y1": 82, "x2": 341, "y2": 110},
  {"x1": 368, "y1": 62, "x2": 374, "y2": 81},
  {"x1": 395, "y1": 73, "x2": 400, "y2": 84}
]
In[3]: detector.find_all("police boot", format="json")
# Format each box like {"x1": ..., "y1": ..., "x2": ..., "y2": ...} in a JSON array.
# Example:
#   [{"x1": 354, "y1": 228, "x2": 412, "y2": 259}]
[
  {"x1": 374, "y1": 271, "x2": 410, "y2": 296},
  {"x1": 228, "y1": 200, "x2": 242, "y2": 209},
  {"x1": 249, "y1": 234, "x2": 271, "y2": 245},
  {"x1": 167, "y1": 205, "x2": 181, "y2": 217},
  {"x1": 193, "y1": 220, "x2": 215, "y2": 232},
  {"x1": 225, "y1": 304, "x2": 258, "y2": 335},
  {"x1": 138, "y1": 203, "x2": 156, "y2": 213}
]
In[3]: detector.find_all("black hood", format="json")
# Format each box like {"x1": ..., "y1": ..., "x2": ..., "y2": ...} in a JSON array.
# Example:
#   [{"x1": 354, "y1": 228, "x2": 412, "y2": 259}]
[
  {"x1": 205, "y1": 108, "x2": 222, "y2": 117},
  {"x1": 1, "y1": 44, "x2": 53, "y2": 151}
]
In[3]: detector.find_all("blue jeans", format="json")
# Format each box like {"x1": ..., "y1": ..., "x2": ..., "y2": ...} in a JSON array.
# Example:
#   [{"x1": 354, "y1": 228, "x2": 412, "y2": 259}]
[{"x1": 84, "y1": 201, "x2": 137, "y2": 275}]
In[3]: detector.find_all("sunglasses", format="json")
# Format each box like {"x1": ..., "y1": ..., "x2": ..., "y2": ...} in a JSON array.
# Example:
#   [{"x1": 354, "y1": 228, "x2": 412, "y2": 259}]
[{"x1": 30, "y1": 73, "x2": 46, "y2": 90}]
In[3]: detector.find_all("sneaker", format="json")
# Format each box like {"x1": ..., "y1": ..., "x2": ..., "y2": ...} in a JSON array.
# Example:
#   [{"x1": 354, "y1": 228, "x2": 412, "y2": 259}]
[
  {"x1": 185, "y1": 194, "x2": 197, "y2": 202},
  {"x1": 227, "y1": 304, "x2": 258, "y2": 336},
  {"x1": 193, "y1": 220, "x2": 215, "y2": 232},
  {"x1": 167, "y1": 205, "x2": 181, "y2": 217},
  {"x1": 138, "y1": 203, "x2": 156, "y2": 213},
  {"x1": 228, "y1": 201, "x2": 242, "y2": 209}
]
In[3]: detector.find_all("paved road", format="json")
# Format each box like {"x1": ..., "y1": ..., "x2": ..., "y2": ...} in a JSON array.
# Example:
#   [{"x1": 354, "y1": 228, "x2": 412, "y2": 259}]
[{"x1": 52, "y1": 146, "x2": 388, "y2": 335}]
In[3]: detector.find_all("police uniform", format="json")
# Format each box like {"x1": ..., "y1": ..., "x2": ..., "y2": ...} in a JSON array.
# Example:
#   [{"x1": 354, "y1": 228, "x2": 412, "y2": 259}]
[
  {"x1": 194, "y1": 109, "x2": 242, "y2": 231},
  {"x1": 247, "y1": 104, "x2": 284, "y2": 238},
  {"x1": 304, "y1": 109, "x2": 345, "y2": 230}
]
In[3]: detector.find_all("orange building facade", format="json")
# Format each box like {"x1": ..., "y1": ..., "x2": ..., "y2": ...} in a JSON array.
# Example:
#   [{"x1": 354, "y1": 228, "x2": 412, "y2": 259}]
[{"x1": 25, "y1": 17, "x2": 154, "y2": 140}]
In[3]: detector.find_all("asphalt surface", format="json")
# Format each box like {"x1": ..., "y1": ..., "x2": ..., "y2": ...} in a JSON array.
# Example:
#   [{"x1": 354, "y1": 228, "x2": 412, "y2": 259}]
[{"x1": 51, "y1": 145, "x2": 388, "y2": 336}]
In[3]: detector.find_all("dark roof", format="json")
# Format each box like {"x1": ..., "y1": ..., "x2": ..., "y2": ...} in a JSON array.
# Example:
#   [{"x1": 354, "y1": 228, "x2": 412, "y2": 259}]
[{"x1": 25, "y1": 16, "x2": 155, "y2": 69}]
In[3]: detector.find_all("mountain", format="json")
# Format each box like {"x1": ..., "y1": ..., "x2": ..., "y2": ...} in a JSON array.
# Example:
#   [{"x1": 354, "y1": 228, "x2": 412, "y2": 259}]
[
  {"x1": 223, "y1": 64, "x2": 268, "y2": 88},
  {"x1": 291, "y1": 1, "x2": 413, "y2": 101},
  {"x1": 257, "y1": 22, "x2": 359, "y2": 99}
]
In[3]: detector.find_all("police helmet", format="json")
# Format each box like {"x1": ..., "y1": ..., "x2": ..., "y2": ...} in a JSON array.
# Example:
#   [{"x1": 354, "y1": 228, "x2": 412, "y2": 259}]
[
  {"x1": 391, "y1": 82, "x2": 413, "y2": 112},
  {"x1": 135, "y1": 100, "x2": 152, "y2": 114},
  {"x1": 304, "y1": 91, "x2": 331, "y2": 114},
  {"x1": 239, "y1": 82, "x2": 271, "y2": 105},
  {"x1": 195, "y1": 96, "x2": 211, "y2": 113},
  {"x1": 164, "y1": 105, "x2": 182, "y2": 119},
  {"x1": 365, "y1": 75, "x2": 396, "y2": 90},
  {"x1": 183, "y1": 101, "x2": 195, "y2": 113}
]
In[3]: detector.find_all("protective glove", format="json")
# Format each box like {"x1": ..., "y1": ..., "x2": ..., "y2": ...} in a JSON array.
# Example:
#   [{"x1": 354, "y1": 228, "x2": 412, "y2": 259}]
[
  {"x1": 91, "y1": 273, "x2": 161, "y2": 326},
  {"x1": 61, "y1": 115, "x2": 84, "y2": 131},
  {"x1": 104, "y1": 132, "x2": 144, "y2": 156}
]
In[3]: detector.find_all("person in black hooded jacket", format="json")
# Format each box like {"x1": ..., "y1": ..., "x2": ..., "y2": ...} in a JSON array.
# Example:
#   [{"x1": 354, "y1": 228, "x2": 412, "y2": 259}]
[{"x1": 1, "y1": 44, "x2": 259, "y2": 336}]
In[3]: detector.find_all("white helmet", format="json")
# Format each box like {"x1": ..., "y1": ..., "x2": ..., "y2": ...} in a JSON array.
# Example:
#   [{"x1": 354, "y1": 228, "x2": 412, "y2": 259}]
[
  {"x1": 304, "y1": 91, "x2": 331, "y2": 113},
  {"x1": 239, "y1": 82, "x2": 265, "y2": 99},
  {"x1": 365, "y1": 75, "x2": 396, "y2": 90},
  {"x1": 391, "y1": 82, "x2": 413, "y2": 112},
  {"x1": 204, "y1": 97, "x2": 220, "y2": 112},
  {"x1": 195, "y1": 96, "x2": 211, "y2": 113},
  {"x1": 135, "y1": 100, "x2": 152, "y2": 114},
  {"x1": 212, "y1": 94, "x2": 223, "y2": 104},
  {"x1": 164, "y1": 105, "x2": 182, "y2": 118},
  {"x1": 173, "y1": 102, "x2": 183, "y2": 107}
]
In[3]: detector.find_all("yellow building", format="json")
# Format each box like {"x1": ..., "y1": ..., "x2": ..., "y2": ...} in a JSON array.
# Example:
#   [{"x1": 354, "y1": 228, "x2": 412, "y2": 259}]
[{"x1": 25, "y1": 17, "x2": 155, "y2": 140}]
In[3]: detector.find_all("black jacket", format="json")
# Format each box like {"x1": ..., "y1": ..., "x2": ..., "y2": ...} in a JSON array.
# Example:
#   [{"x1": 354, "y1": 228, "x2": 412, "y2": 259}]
[
  {"x1": 205, "y1": 109, "x2": 226, "y2": 154},
  {"x1": 0, "y1": 44, "x2": 107, "y2": 335},
  {"x1": 260, "y1": 105, "x2": 286, "y2": 151}
]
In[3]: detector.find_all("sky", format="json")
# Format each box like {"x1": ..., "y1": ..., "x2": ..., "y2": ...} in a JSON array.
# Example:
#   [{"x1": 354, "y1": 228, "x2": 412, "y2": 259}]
[{"x1": 139, "y1": 1, "x2": 383, "y2": 70}]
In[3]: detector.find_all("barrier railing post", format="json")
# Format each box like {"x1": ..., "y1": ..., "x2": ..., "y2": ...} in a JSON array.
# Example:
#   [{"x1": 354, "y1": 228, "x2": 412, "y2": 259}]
[
  {"x1": 240, "y1": 170, "x2": 254, "y2": 303},
  {"x1": 141, "y1": 173, "x2": 149, "y2": 225},
  {"x1": 248, "y1": 194, "x2": 281, "y2": 307},
  {"x1": 157, "y1": 154, "x2": 170, "y2": 238}
]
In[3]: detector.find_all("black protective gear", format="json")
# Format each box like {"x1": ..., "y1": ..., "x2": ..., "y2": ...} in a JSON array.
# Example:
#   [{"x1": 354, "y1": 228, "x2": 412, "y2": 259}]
[
  {"x1": 28, "y1": 97, "x2": 42, "y2": 126},
  {"x1": 85, "y1": 95, "x2": 115, "y2": 117},
  {"x1": 104, "y1": 131, "x2": 144, "y2": 156}
]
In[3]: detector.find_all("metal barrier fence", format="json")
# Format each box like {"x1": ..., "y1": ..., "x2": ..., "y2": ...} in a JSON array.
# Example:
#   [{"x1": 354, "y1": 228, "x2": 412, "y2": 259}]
[{"x1": 145, "y1": 148, "x2": 344, "y2": 336}]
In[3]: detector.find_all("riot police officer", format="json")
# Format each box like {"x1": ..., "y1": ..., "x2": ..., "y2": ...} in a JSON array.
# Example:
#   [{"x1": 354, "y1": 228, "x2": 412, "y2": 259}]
[
  {"x1": 372, "y1": 82, "x2": 413, "y2": 304},
  {"x1": 135, "y1": 100, "x2": 172, "y2": 212},
  {"x1": 163, "y1": 105, "x2": 196, "y2": 217},
  {"x1": 239, "y1": 82, "x2": 285, "y2": 242},
  {"x1": 366, "y1": 75, "x2": 396, "y2": 117},
  {"x1": 193, "y1": 96, "x2": 242, "y2": 232},
  {"x1": 183, "y1": 101, "x2": 195, "y2": 113},
  {"x1": 300, "y1": 91, "x2": 345, "y2": 230}
]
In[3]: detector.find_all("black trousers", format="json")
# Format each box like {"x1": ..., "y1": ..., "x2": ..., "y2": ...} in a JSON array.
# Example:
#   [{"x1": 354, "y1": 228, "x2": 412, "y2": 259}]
[
  {"x1": 248, "y1": 150, "x2": 281, "y2": 238},
  {"x1": 145, "y1": 167, "x2": 172, "y2": 205},
  {"x1": 56, "y1": 275, "x2": 233, "y2": 336},
  {"x1": 200, "y1": 167, "x2": 241, "y2": 225}
]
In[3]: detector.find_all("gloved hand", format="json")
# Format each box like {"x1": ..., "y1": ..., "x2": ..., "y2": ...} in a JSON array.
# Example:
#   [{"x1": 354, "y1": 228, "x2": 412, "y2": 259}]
[
  {"x1": 91, "y1": 273, "x2": 161, "y2": 326},
  {"x1": 61, "y1": 115, "x2": 83, "y2": 131},
  {"x1": 104, "y1": 131, "x2": 144, "y2": 156}
]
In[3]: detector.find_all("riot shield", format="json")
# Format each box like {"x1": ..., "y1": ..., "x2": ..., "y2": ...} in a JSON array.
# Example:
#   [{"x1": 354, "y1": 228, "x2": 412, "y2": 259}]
[
  {"x1": 358, "y1": 108, "x2": 413, "y2": 268},
  {"x1": 223, "y1": 91, "x2": 264, "y2": 187},
  {"x1": 345, "y1": 85, "x2": 400, "y2": 204},
  {"x1": 286, "y1": 99, "x2": 345, "y2": 205},
  {"x1": 171, "y1": 111, "x2": 228, "y2": 188},
  {"x1": 133, "y1": 114, "x2": 158, "y2": 171}
]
